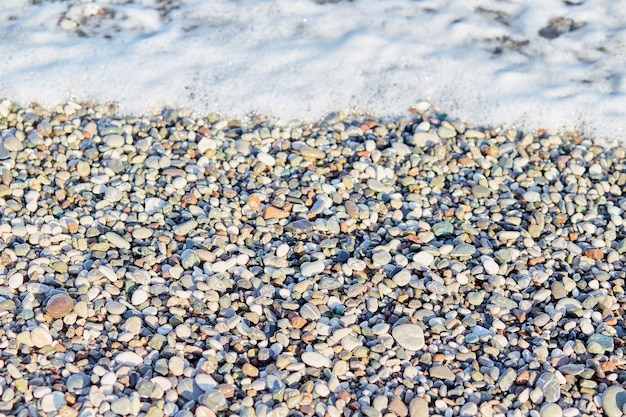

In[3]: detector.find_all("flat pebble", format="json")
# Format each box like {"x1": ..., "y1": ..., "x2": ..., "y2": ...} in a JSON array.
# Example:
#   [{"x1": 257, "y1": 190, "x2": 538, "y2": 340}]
[
  {"x1": 46, "y1": 293, "x2": 74, "y2": 318},
  {"x1": 392, "y1": 324, "x2": 425, "y2": 351},
  {"x1": 301, "y1": 351, "x2": 331, "y2": 368}
]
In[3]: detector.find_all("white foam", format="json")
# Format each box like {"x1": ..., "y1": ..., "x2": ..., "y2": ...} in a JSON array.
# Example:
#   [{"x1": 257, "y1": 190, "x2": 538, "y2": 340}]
[{"x1": 1, "y1": 0, "x2": 625, "y2": 143}]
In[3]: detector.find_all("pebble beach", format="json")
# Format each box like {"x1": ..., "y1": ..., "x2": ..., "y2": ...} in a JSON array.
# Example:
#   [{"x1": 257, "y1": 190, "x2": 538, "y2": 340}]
[{"x1": 1, "y1": 99, "x2": 626, "y2": 417}]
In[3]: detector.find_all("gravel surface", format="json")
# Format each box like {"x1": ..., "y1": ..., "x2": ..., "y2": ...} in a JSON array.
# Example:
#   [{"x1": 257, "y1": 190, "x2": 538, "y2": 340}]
[{"x1": 0, "y1": 100, "x2": 625, "y2": 417}]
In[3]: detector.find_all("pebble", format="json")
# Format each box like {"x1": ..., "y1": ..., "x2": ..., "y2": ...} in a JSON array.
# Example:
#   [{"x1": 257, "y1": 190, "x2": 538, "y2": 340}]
[
  {"x1": 413, "y1": 251, "x2": 434, "y2": 267},
  {"x1": 430, "y1": 364, "x2": 455, "y2": 381},
  {"x1": 300, "y1": 303, "x2": 321, "y2": 320},
  {"x1": 200, "y1": 389, "x2": 227, "y2": 411},
  {"x1": 301, "y1": 351, "x2": 331, "y2": 368},
  {"x1": 409, "y1": 398, "x2": 429, "y2": 417},
  {"x1": 31, "y1": 326, "x2": 53, "y2": 348},
  {"x1": 301, "y1": 260, "x2": 325, "y2": 277},
  {"x1": 111, "y1": 397, "x2": 132, "y2": 415},
  {"x1": 392, "y1": 324, "x2": 425, "y2": 351},
  {"x1": 450, "y1": 243, "x2": 476, "y2": 257},
  {"x1": 46, "y1": 293, "x2": 75, "y2": 318},
  {"x1": 115, "y1": 352, "x2": 144, "y2": 366},
  {"x1": 372, "y1": 250, "x2": 391, "y2": 266},
  {"x1": 602, "y1": 386, "x2": 626, "y2": 417},
  {"x1": 257, "y1": 151, "x2": 276, "y2": 166},
  {"x1": 40, "y1": 392, "x2": 65, "y2": 413},
  {"x1": 105, "y1": 232, "x2": 131, "y2": 249},
  {"x1": 536, "y1": 372, "x2": 561, "y2": 402},
  {"x1": 8, "y1": 273, "x2": 23, "y2": 289},
  {"x1": 540, "y1": 403, "x2": 563, "y2": 417},
  {"x1": 481, "y1": 256, "x2": 499, "y2": 275}
]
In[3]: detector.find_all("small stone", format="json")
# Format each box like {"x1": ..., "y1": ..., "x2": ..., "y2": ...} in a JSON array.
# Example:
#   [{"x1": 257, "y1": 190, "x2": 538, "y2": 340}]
[
  {"x1": 408, "y1": 398, "x2": 429, "y2": 417},
  {"x1": 372, "y1": 250, "x2": 391, "y2": 266},
  {"x1": 467, "y1": 292, "x2": 484, "y2": 305},
  {"x1": 195, "y1": 406, "x2": 217, "y2": 417},
  {"x1": 105, "y1": 232, "x2": 131, "y2": 249},
  {"x1": 432, "y1": 221, "x2": 453, "y2": 236},
  {"x1": 181, "y1": 249, "x2": 200, "y2": 269},
  {"x1": 169, "y1": 356, "x2": 185, "y2": 376},
  {"x1": 413, "y1": 251, "x2": 434, "y2": 267},
  {"x1": 450, "y1": 244, "x2": 476, "y2": 257},
  {"x1": 66, "y1": 374, "x2": 91, "y2": 394},
  {"x1": 301, "y1": 351, "x2": 331, "y2": 368},
  {"x1": 195, "y1": 374, "x2": 218, "y2": 391},
  {"x1": 106, "y1": 301, "x2": 127, "y2": 315},
  {"x1": 540, "y1": 403, "x2": 563, "y2": 417},
  {"x1": 132, "y1": 227, "x2": 153, "y2": 239},
  {"x1": 46, "y1": 293, "x2": 74, "y2": 318},
  {"x1": 481, "y1": 256, "x2": 499, "y2": 275},
  {"x1": 149, "y1": 334, "x2": 167, "y2": 351},
  {"x1": 551, "y1": 282, "x2": 567, "y2": 299},
  {"x1": 587, "y1": 334, "x2": 614, "y2": 354},
  {"x1": 301, "y1": 260, "x2": 325, "y2": 277},
  {"x1": 111, "y1": 397, "x2": 132, "y2": 415},
  {"x1": 300, "y1": 303, "x2": 321, "y2": 320},
  {"x1": 177, "y1": 378, "x2": 203, "y2": 401},
  {"x1": 132, "y1": 289, "x2": 149, "y2": 306},
  {"x1": 583, "y1": 248, "x2": 604, "y2": 260},
  {"x1": 173, "y1": 220, "x2": 198, "y2": 236},
  {"x1": 460, "y1": 403, "x2": 478, "y2": 417},
  {"x1": 242, "y1": 363, "x2": 259, "y2": 377},
  {"x1": 499, "y1": 368, "x2": 517, "y2": 392},
  {"x1": 99, "y1": 265, "x2": 118, "y2": 281},
  {"x1": 472, "y1": 185, "x2": 491, "y2": 198},
  {"x1": 392, "y1": 269, "x2": 412, "y2": 286},
  {"x1": 413, "y1": 132, "x2": 440, "y2": 147},
  {"x1": 40, "y1": 392, "x2": 65, "y2": 413},
  {"x1": 536, "y1": 372, "x2": 560, "y2": 403},
  {"x1": 31, "y1": 326, "x2": 53, "y2": 348},
  {"x1": 263, "y1": 206, "x2": 290, "y2": 219},
  {"x1": 115, "y1": 352, "x2": 144, "y2": 366},
  {"x1": 15, "y1": 379, "x2": 28, "y2": 393},
  {"x1": 3, "y1": 135, "x2": 24, "y2": 151},
  {"x1": 8, "y1": 273, "x2": 23, "y2": 289},
  {"x1": 388, "y1": 396, "x2": 408, "y2": 417},
  {"x1": 199, "y1": 389, "x2": 227, "y2": 411},
  {"x1": 0, "y1": 299, "x2": 16, "y2": 311},
  {"x1": 602, "y1": 386, "x2": 626, "y2": 417},
  {"x1": 257, "y1": 151, "x2": 276, "y2": 166},
  {"x1": 430, "y1": 364, "x2": 455, "y2": 381},
  {"x1": 104, "y1": 134, "x2": 125, "y2": 148},
  {"x1": 523, "y1": 190, "x2": 541, "y2": 203},
  {"x1": 392, "y1": 324, "x2": 425, "y2": 351}
]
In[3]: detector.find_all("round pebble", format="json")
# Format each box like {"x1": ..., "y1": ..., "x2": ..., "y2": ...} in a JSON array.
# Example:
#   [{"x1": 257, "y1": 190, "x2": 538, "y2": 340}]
[{"x1": 45, "y1": 293, "x2": 74, "y2": 318}]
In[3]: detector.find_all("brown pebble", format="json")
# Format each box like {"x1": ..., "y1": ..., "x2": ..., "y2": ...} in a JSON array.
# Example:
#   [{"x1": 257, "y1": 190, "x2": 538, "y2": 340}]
[
  {"x1": 482, "y1": 145, "x2": 499, "y2": 156},
  {"x1": 242, "y1": 363, "x2": 259, "y2": 378},
  {"x1": 388, "y1": 396, "x2": 408, "y2": 417},
  {"x1": 583, "y1": 248, "x2": 604, "y2": 260},
  {"x1": 46, "y1": 293, "x2": 75, "y2": 319},
  {"x1": 217, "y1": 384, "x2": 235, "y2": 398},
  {"x1": 516, "y1": 370, "x2": 529, "y2": 385},
  {"x1": 263, "y1": 206, "x2": 289, "y2": 220},
  {"x1": 181, "y1": 193, "x2": 198, "y2": 208},
  {"x1": 601, "y1": 360, "x2": 617, "y2": 373},
  {"x1": 557, "y1": 156, "x2": 571, "y2": 170},
  {"x1": 247, "y1": 195, "x2": 261, "y2": 212},
  {"x1": 290, "y1": 316, "x2": 307, "y2": 329},
  {"x1": 300, "y1": 405, "x2": 315, "y2": 415}
]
